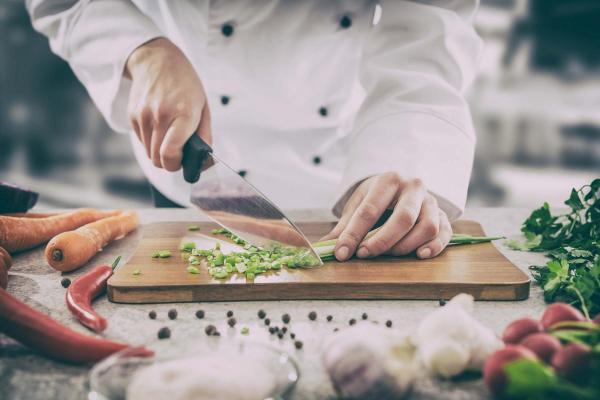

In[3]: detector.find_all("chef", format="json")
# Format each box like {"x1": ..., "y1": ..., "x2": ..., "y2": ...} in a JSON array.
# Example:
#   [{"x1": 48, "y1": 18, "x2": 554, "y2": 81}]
[{"x1": 27, "y1": 0, "x2": 482, "y2": 262}]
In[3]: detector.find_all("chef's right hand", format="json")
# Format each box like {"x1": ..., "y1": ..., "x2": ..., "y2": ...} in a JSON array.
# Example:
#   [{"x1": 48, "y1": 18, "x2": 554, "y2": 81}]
[{"x1": 125, "y1": 38, "x2": 212, "y2": 172}]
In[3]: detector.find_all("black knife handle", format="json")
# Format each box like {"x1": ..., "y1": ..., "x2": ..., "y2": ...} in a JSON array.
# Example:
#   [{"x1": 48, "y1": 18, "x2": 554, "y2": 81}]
[{"x1": 182, "y1": 135, "x2": 213, "y2": 183}]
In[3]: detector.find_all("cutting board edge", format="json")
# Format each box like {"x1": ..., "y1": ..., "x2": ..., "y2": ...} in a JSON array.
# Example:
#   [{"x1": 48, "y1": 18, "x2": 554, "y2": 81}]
[{"x1": 108, "y1": 280, "x2": 530, "y2": 304}]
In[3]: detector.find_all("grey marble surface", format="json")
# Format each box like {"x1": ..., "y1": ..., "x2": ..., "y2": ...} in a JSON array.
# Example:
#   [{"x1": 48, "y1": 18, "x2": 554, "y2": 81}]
[{"x1": 1, "y1": 208, "x2": 550, "y2": 400}]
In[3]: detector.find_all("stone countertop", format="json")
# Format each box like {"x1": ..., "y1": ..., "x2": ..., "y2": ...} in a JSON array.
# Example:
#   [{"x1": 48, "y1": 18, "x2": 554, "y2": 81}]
[{"x1": 1, "y1": 208, "x2": 549, "y2": 400}]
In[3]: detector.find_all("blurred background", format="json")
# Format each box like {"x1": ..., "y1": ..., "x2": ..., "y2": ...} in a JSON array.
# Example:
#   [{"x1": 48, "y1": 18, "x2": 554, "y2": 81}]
[{"x1": 1, "y1": 0, "x2": 598, "y2": 210}]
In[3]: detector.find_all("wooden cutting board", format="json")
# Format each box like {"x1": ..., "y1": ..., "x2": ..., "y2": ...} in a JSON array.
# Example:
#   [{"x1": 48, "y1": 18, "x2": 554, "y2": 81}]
[{"x1": 108, "y1": 220, "x2": 530, "y2": 303}]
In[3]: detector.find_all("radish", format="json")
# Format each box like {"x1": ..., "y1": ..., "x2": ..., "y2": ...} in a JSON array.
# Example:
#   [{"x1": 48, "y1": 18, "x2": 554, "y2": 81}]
[
  {"x1": 501, "y1": 318, "x2": 543, "y2": 344},
  {"x1": 540, "y1": 303, "x2": 586, "y2": 329},
  {"x1": 551, "y1": 343, "x2": 592, "y2": 383},
  {"x1": 483, "y1": 345, "x2": 537, "y2": 396},
  {"x1": 519, "y1": 333, "x2": 561, "y2": 363}
]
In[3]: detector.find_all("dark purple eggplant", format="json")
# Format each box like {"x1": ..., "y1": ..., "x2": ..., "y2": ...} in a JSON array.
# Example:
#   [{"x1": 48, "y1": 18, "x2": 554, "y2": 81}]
[{"x1": 0, "y1": 182, "x2": 38, "y2": 213}]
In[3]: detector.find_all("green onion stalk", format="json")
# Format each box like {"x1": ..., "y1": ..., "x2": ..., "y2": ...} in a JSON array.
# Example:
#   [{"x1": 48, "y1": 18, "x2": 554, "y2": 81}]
[{"x1": 178, "y1": 228, "x2": 503, "y2": 280}]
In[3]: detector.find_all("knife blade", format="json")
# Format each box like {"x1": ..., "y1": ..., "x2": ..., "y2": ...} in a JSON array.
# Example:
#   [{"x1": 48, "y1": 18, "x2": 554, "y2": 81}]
[{"x1": 182, "y1": 135, "x2": 322, "y2": 267}]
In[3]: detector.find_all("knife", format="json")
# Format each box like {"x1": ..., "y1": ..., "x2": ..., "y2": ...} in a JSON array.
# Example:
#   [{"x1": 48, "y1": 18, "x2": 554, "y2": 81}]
[{"x1": 182, "y1": 135, "x2": 322, "y2": 267}]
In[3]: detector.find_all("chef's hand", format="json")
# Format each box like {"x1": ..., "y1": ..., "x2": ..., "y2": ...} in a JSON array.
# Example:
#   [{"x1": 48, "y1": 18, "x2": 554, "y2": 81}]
[
  {"x1": 125, "y1": 38, "x2": 211, "y2": 171},
  {"x1": 323, "y1": 173, "x2": 453, "y2": 261}
]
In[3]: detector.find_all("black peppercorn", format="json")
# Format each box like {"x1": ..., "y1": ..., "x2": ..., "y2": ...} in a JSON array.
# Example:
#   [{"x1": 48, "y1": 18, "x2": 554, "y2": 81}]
[
  {"x1": 269, "y1": 326, "x2": 277, "y2": 334},
  {"x1": 385, "y1": 320, "x2": 392, "y2": 328},
  {"x1": 277, "y1": 332, "x2": 284, "y2": 339},
  {"x1": 439, "y1": 299, "x2": 447, "y2": 306},
  {"x1": 212, "y1": 331, "x2": 221, "y2": 337},
  {"x1": 333, "y1": 328, "x2": 339, "y2": 332},
  {"x1": 205, "y1": 325, "x2": 216, "y2": 336},
  {"x1": 326, "y1": 315, "x2": 333, "y2": 322},
  {"x1": 290, "y1": 333, "x2": 296, "y2": 339},
  {"x1": 226, "y1": 310, "x2": 233, "y2": 318},
  {"x1": 308, "y1": 311, "x2": 317, "y2": 321},
  {"x1": 227, "y1": 317, "x2": 236, "y2": 327},
  {"x1": 264, "y1": 318, "x2": 271, "y2": 326},
  {"x1": 281, "y1": 327, "x2": 287, "y2": 334},
  {"x1": 168, "y1": 309, "x2": 177, "y2": 320},
  {"x1": 61, "y1": 278, "x2": 71, "y2": 288},
  {"x1": 362, "y1": 313, "x2": 368, "y2": 320},
  {"x1": 294, "y1": 340, "x2": 303, "y2": 349},
  {"x1": 148, "y1": 310, "x2": 157, "y2": 320},
  {"x1": 157, "y1": 327, "x2": 171, "y2": 339},
  {"x1": 349, "y1": 318, "x2": 356, "y2": 326},
  {"x1": 195, "y1": 310, "x2": 205, "y2": 319},
  {"x1": 258, "y1": 309, "x2": 266, "y2": 319},
  {"x1": 282, "y1": 313, "x2": 291, "y2": 324}
]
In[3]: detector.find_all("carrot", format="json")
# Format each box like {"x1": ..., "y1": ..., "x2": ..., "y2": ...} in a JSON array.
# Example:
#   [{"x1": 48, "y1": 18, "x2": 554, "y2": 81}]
[
  {"x1": 45, "y1": 212, "x2": 139, "y2": 272},
  {"x1": 0, "y1": 208, "x2": 120, "y2": 253},
  {"x1": 0, "y1": 247, "x2": 11, "y2": 289}
]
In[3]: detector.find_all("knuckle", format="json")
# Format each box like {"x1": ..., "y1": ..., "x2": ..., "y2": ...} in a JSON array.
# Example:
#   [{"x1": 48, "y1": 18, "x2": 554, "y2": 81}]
[
  {"x1": 357, "y1": 202, "x2": 380, "y2": 223},
  {"x1": 397, "y1": 209, "x2": 418, "y2": 227},
  {"x1": 423, "y1": 221, "x2": 440, "y2": 238},
  {"x1": 139, "y1": 106, "x2": 153, "y2": 122},
  {"x1": 410, "y1": 178, "x2": 424, "y2": 189},
  {"x1": 391, "y1": 243, "x2": 411, "y2": 256},
  {"x1": 340, "y1": 230, "x2": 363, "y2": 247},
  {"x1": 367, "y1": 235, "x2": 394, "y2": 254},
  {"x1": 154, "y1": 103, "x2": 173, "y2": 120},
  {"x1": 383, "y1": 172, "x2": 402, "y2": 187}
]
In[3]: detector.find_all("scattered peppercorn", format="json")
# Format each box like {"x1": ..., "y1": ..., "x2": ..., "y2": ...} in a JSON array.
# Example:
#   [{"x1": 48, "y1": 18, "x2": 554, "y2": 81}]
[
  {"x1": 227, "y1": 317, "x2": 237, "y2": 327},
  {"x1": 148, "y1": 310, "x2": 157, "y2": 320},
  {"x1": 269, "y1": 326, "x2": 277, "y2": 334},
  {"x1": 308, "y1": 311, "x2": 317, "y2": 321},
  {"x1": 294, "y1": 340, "x2": 303, "y2": 349},
  {"x1": 258, "y1": 309, "x2": 266, "y2": 319},
  {"x1": 281, "y1": 327, "x2": 288, "y2": 334},
  {"x1": 326, "y1": 315, "x2": 333, "y2": 322},
  {"x1": 60, "y1": 278, "x2": 71, "y2": 288},
  {"x1": 290, "y1": 333, "x2": 296, "y2": 339},
  {"x1": 168, "y1": 309, "x2": 178, "y2": 320},
  {"x1": 157, "y1": 327, "x2": 171, "y2": 339},
  {"x1": 282, "y1": 313, "x2": 291, "y2": 324},
  {"x1": 439, "y1": 299, "x2": 447, "y2": 306},
  {"x1": 333, "y1": 328, "x2": 339, "y2": 332},
  {"x1": 264, "y1": 318, "x2": 271, "y2": 326},
  {"x1": 362, "y1": 313, "x2": 368, "y2": 320},
  {"x1": 205, "y1": 325, "x2": 216, "y2": 336},
  {"x1": 212, "y1": 331, "x2": 221, "y2": 337},
  {"x1": 195, "y1": 310, "x2": 205, "y2": 319},
  {"x1": 226, "y1": 310, "x2": 234, "y2": 318},
  {"x1": 385, "y1": 320, "x2": 393, "y2": 328},
  {"x1": 349, "y1": 318, "x2": 356, "y2": 326},
  {"x1": 277, "y1": 332, "x2": 284, "y2": 339}
]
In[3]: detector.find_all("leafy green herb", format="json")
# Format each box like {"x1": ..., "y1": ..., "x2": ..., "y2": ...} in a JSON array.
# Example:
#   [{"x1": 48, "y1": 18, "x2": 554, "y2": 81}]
[
  {"x1": 187, "y1": 266, "x2": 200, "y2": 274},
  {"x1": 507, "y1": 179, "x2": 600, "y2": 318},
  {"x1": 241, "y1": 326, "x2": 250, "y2": 335},
  {"x1": 132, "y1": 269, "x2": 141, "y2": 276}
]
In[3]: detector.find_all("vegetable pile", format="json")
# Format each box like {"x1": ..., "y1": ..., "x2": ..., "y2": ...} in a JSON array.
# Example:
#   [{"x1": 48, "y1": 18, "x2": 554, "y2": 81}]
[
  {"x1": 507, "y1": 179, "x2": 600, "y2": 319},
  {"x1": 179, "y1": 228, "x2": 504, "y2": 280},
  {"x1": 484, "y1": 302, "x2": 600, "y2": 399}
]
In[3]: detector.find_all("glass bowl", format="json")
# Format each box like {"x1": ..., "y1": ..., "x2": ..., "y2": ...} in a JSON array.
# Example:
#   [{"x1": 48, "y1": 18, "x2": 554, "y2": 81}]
[{"x1": 88, "y1": 338, "x2": 299, "y2": 400}]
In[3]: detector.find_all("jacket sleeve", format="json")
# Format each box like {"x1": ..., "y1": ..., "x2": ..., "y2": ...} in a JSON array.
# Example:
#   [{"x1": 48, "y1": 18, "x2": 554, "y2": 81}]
[
  {"x1": 333, "y1": 0, "x2": 483, "y2": 221},
  {"x1": 26, "y1": 0, "x2": 163, "y2": 133}
]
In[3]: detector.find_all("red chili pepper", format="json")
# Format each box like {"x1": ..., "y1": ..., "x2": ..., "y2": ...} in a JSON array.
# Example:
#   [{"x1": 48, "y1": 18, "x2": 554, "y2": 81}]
[
  {"x1": 66, "y1": 256, "x2": 120, "y2": 332},
  {"x1": 0, "y1": 287, "x2": 152, "y2": 363}
]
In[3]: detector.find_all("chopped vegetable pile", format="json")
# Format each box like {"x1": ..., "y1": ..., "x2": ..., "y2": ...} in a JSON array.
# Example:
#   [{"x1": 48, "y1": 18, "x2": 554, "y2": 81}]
[
  {"x1": 174, "y1": 227, "x2": 504, "y2": 280},
  {"x1": 507, "y1": 179, "x2": 600, "y2": 319}
]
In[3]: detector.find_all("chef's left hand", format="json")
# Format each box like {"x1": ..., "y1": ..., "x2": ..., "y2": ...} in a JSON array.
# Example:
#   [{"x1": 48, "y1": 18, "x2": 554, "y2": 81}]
[{"x1": 323, "y1": 173, "x2": 453, "y2": 261}]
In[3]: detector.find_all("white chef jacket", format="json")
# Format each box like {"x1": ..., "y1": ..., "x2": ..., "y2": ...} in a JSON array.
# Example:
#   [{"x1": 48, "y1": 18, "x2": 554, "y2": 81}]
[{"x1": 27, "y1": 0, "x2": 482, "y2": 220}]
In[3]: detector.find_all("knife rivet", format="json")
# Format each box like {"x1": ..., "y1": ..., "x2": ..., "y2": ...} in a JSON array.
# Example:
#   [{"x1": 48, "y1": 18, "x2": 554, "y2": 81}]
[
  {"x1": 220, "y1": 95, "x2": 230, "y2": 105},
  {"x1": 312, "y1": 156, "x2": 321, "y2": 165},
  {"x1": 318, "y1": 106, "x2": 328, "y2": 117},
  {"x1": 238, "y1": 169, "x2": 247, "y2": 177}
]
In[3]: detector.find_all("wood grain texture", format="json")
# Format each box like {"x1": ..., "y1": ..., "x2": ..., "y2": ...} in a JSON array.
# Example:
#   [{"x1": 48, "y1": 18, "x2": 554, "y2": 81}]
[{"x1": 108, "y1": 220, "x2": 530, "y2": 303}]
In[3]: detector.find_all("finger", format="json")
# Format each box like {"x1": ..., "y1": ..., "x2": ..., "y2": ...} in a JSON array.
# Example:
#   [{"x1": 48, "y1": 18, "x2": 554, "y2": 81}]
[
  {"x1": 131, "y1": 118, "x2": 141, "y2": 143},
  {"x1": 160, "y1": 116, "x2": 198, "y2": 172},
  {"x1": 319, "y1": 188, "x2": 364, "y2": 241},
  {"x1": 387, "y1": 196, "x2": 440, "y2": 256},
  {"x1": 150, "y1": 125, "x2": 168, "y2": 168},
  {"x1": 416, "y1": 211, "x2": 452, "y2": 259},
  {"x1": 196, "y1": 104, "x2": 212, "y2": 145},
  {"x1": 335, "y1": 177, "x2": 398, "y2": 261},
  {"x1": 358, "y1": 179, "x2": 426, "y2": 257},
  {"x1": 139, "y1": 108, "x2": 153, "y2": 159}
]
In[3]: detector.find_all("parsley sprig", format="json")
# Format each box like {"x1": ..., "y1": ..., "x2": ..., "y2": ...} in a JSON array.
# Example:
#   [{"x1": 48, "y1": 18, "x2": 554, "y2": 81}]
[{"x1": 507, "y1": 179, "x2": 600, "y2": 318}]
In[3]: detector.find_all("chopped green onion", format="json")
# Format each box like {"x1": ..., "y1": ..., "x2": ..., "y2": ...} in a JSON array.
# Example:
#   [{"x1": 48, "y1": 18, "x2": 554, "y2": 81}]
[
  {"x1": 241, "y1": 327, "x2": 249, "y2": 335},
  {"x1": 180, "y1": 242, "x2": 196, "y2": 252},
  {"x1": 158, "y1": 250, "x2": 172, "y2": 258},
  {"x1": 188, "y1": 225, "x2": 200, "y2": 231},
  {"x1": 187, "y1": 266, "x2": 200, "y2": 274},
  {"x1": 132, "y1": 269, "x2": 141, "y2": 276}
]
